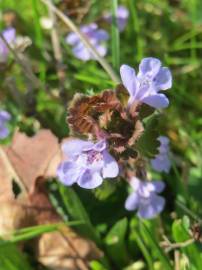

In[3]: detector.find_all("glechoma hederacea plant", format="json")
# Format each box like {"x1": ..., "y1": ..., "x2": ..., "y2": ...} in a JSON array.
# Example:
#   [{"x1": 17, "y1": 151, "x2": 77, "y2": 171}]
[{"x1": 57, "y1": 57, "x2": 172, "y2": 219}]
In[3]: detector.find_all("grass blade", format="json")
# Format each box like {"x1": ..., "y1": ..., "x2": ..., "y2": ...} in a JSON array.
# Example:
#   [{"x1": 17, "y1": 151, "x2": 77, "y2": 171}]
[{"x1": 111, "y1": 0, "x2": 120, "y2": 71}]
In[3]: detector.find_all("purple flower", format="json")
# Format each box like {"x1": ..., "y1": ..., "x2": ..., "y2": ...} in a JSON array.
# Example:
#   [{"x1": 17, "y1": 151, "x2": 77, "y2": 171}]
[
  {"x1": 151, "y1": 136, "x2": 171, "y2": 173},
  {"x1": 57, "y1": 139, "x2": 119, "y2": 189},
  {"x1": 0, "y1": 110, "x2": 11, "y2": 139},
  {"x1": 120, "y1": 57, "x2": 172, "y2": 109},
  {"x1": 125, "y1": 177, "x2": 165, "y2": 219},
  {"x1": 104, "y1": 5, "x2": 129, "y2": 32},
  {"x1": 66, "y1": 23, "x2": 109, "y2": 61},
  {"x1": 0, "y1": 27, "x2": 16, "y2": 62}
]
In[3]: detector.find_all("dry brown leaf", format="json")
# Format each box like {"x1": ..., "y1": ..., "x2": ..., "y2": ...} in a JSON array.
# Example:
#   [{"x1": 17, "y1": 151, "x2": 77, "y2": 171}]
[
  {"x1": 37, "y1": 227, "x2": 101, "y2": 270},
  {"x1": 0, "y1": 129, "x2": 101, "y2": 269},
  {"x1": 0, "y1": 129, "x2": 61, "y2": 201},
  {"x1": 0, "y1": 200, "x2": 34, "y2": 236}
]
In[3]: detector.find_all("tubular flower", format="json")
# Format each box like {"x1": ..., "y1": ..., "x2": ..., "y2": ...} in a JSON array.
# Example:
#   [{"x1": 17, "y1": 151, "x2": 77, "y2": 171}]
[
  {"x1": 125, "y1": 177, "x2": 165, "y2": 219},
  {"x1": 151, "y1": 136, "x2": 171, "y2": 173},
  {"x1": 120, "y1": 57, "x2": 172, "y2": 109},
  {"x1": 57, "y1": 139, "x2": 119, "y2": 189},
  {"x1": 103, "y1": 5, "x2": 129, "y2": 32},
  {"x1": 0, "y1": 110, "x2": 11, "y2": 139},
  {"x1": 66, "y1": 23, "x2": 109, "y2": 61}
]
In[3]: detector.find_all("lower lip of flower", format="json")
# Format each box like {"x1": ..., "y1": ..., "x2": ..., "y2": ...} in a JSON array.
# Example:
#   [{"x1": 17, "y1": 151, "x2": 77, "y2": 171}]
[{"x1": 86, "y1": 150, "x2": 103, "y2": 165}]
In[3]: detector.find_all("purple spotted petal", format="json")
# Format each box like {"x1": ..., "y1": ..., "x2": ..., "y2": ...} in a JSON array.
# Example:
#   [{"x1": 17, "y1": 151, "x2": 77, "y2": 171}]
[
  {"x1": 102, "y1": 150, "x2": 119, "y2": 178},
  {"x1": 138, "y1": 57, "x2": 161, "y2": 78},
  {"x1": 137, "y1": 194, "x2": 165, "y2": 219},
  {"x1": 62, "y1": 139, "x2": 94, "y2": 158},
  {"x1": 142, "y1": 93, "x2": 169, "y2": 109},
  {"x1": 125, "y1": 192, "x2": 139, "y2": 211},
  {"x1": 57, "y1": 161, "x2": 83, "y2": 186},
  {"x1": 120, "y1": 65, "x2": 137, "y2": 97},
  {"x1": 78, "y1": 170, "x2": 103, "y2": 189},
  {"x1": 154, "y1": 67, "x2": 172, "y2": 90}
]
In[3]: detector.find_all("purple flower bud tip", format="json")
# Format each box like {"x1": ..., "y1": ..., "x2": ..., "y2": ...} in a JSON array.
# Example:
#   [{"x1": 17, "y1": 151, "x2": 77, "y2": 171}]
[
  {"x1": 57, "y1": 139, "x2": 119, "y2": 189},
  {"x1": 151, "y1": 136, "x2": 171, "y2": 173},
  {"x1": 0, "y1": 110, "x2": 11, "y2": 139},
  {"x1": 120, "y1": 57, "x2": 172, "y2": 109},
  {"x1": 103, "y1": 5, "x2": 129, "y2": 32},
  {"x1": 125, "y1": 177, "x2": 165, "y2": 219},
  {"x1": 0, "y1": 27, "x2": 16, "y2": 63},
  {"x1": 66, "y1": 23, "x2": 109, "y2": 61}
]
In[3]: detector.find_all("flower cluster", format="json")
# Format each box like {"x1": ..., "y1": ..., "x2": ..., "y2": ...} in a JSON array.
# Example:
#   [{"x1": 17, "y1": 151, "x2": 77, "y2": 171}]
[
  {"x1": 0, "y1": 110, "x2": 11, "y2": 139},
  {"x1": 57, "y1": 56, "x2": 172, "y2": 219},
  {"x1": 66, "y1": 5, "x2": 128, "y2": 61},
  {"x1": 66, "y1": 23, "x2": 109, "y2": 61},
  {"x1": 57, "y1": 139, "x2": 119, "y2": 189},
  {"x1": 0, "y1": 27, "x2": 16, "y2": 63},
  {"x1": 125, "y1": 177, "x2": 165, "y2": 219}
]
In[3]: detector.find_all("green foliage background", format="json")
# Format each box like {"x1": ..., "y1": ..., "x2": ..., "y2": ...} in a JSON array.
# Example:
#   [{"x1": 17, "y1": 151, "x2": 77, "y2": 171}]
[{"x1": 0, "y1": 0, "x2": 202, "y2": 269}]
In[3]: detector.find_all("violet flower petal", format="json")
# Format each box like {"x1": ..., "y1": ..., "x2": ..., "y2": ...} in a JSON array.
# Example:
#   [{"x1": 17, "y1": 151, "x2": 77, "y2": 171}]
[
  {"x1": 102, "y1": 150, "x2": 119, "y2": 178},
  {"x1": 138, "y1": 57, "x2": 161, "y2": 78},
  {"x1": 62, "y1": 139, "x2": 94, "y2": 158},
  {"x1": 120, "y1": 64, "x2": 137, "y2": 97},
  {"x1": 125, "y1": 192, "x2": 139, "y2": 211},
  {"x1": 154, "y1": 67, "x2": 172, "y2": 90},
  {"x1": 57, "y1": 161, "x2": 83, "y2": 186},
  {"x1": 151, "y1": 155, "x2": 171, "y2": 173},
  {"x1": 0, "y1": 126, "x2": 9, "y2": 139},
  {"x1": 151, "y1": 181, "x2": 165, "y2": 193},
  {"x1": 78, "y1": 170, "x2": 103, "y2": 189},
  {"x1": 137, "y1": 194, "x2": 165, "y2": 219},
  {"x1": 142, "y1": 93, "x2": 169, "y2": 108},
  {"x1": 0, "y1": 110, "x2": 11, "y2": 121}
]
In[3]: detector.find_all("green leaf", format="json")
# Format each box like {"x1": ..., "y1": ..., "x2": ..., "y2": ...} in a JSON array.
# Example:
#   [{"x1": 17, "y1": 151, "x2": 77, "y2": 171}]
[
  {"x1": 58, "y1": 184, "x2": 101, "y2": 245},
  {"x1": 93, "y1": 180, "x2": 117, "y2": 201},
  {"x1": 172, "y1": 219, "x2": 202, "y2": 269},
  {"x1": 111, "y1": 0, "x2": 120, "y2": 71},
  {"x1": 105, "y1": 217, "x2": 129, "y2": 267},
  {"x1": 0, "y1": 243, "x2": 33, "y2": 270},
  {"x1": 136, "y1": 116, "x2": 160, "y2": 158},
  {"x1": 90, "y1": 260, "x2": 108, "y2": 270},
  {"x1": 182, "y1": 215, "x2": 191, "y2": 232},
  {"x1": 140, "y1": 221, "x2": 173, "y2": 270},
  {"x1": 129, "y1": 219, "x2": 154, "y2": 270},
  {"x1": 0, "y1": 222, "x2": 81, "y2": 247}
]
